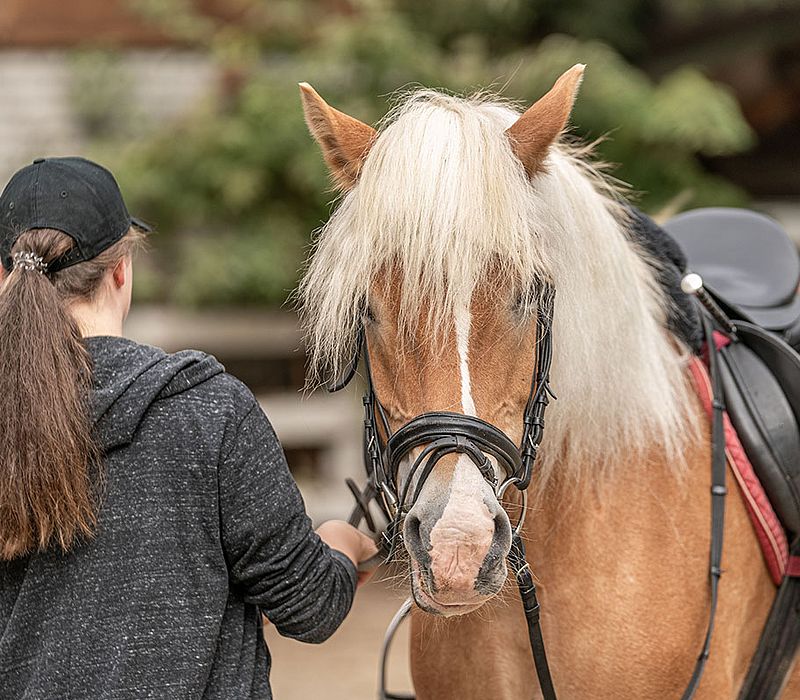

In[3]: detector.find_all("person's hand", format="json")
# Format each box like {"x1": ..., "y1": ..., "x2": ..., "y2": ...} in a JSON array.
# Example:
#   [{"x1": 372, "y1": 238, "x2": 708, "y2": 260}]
[
  {"x1": 353, "y1": 528, "x2": 380, "y2": 587},
  {"x1": 316, "y1": 520, "x2": 380, "y2": 587}
]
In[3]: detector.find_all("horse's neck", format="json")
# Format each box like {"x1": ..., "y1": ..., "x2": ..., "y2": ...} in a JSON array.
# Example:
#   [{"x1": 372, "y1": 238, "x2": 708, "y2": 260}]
[{"x1": 526, "y1": 391, "x2": 708, "y2": 572}]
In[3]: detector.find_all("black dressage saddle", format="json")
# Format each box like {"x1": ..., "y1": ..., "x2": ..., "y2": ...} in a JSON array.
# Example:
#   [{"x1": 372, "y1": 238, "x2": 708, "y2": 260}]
[
  {"x1": 665, "y1": 207, "x2": 800, "y2": 539},
  {"x1": 665, "y1": 207, "x2": 800, "y2": 699},
  {"x1": 666, "y1": 208, "x2": 800, "y2": 349}
]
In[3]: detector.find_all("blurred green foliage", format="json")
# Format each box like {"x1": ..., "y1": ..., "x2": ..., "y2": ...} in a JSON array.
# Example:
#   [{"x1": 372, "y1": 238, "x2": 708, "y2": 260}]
[
  {"x1": 69, "y1": 51, "x2": 137, "y2": 139},
  {"x1": 75, "y1": 0, "x2": 756, "y2": 306}
]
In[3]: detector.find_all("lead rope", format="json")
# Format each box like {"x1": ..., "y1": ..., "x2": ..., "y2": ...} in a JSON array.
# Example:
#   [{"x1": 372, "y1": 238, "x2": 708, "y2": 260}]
[{"x1": 377, "y1": 598, "x2": 415, "y2": 700}]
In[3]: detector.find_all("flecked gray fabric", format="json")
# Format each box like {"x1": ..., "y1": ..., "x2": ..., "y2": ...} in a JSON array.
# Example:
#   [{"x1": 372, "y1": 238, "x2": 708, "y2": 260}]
[{"x1": 0, "y1": 335, "x2": 357, "y2": 699}]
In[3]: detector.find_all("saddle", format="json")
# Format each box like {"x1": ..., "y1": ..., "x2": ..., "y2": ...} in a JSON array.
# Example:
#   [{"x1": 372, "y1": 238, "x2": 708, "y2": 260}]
[
  {"x1": 664, "y1": 207, "x2": 800, "y2": 699},
  {"x1": 664, "y1": 208, "x2": 800, "y2": 539},
  {"x1": 665, "y1": 207, "x2": 800, "y2": 350}
]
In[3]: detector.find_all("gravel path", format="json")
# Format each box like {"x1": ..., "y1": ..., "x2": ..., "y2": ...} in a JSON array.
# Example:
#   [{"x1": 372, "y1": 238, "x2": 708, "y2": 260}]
[{"x1": 265, "y1": 577, "x2": 414, "y2": 699}]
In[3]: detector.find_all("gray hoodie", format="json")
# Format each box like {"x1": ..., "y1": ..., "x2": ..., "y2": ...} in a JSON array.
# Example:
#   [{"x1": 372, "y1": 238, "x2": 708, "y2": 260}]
[{"x1": 0, "y1": 336, "x2": 357, "y2": 699}]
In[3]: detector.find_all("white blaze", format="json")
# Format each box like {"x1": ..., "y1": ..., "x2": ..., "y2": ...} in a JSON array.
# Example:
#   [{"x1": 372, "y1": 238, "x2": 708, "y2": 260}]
[{"x1": 455, "y1": 305, "x2": 476, "y2": 416}]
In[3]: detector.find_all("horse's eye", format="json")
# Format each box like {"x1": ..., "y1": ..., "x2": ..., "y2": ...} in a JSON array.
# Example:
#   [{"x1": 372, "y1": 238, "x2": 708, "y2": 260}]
[
  {"x1": 512, "y1": 292, "x2": 534, "y2": 316},
  {"x1": 363, "y1": 306, "x2": 376, "y2": 324}
]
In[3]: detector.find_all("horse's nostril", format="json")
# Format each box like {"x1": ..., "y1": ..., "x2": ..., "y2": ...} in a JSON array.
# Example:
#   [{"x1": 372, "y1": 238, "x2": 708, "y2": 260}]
[
  {"x1": 494, "y1": 512, "x2": 512, "y2": 549},
  {"x1": 404, "y1": 514, "x2": 423, "y2": 556}
]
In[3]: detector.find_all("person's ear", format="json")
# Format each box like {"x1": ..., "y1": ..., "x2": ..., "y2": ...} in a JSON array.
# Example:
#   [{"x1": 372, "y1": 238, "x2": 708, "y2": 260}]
[{"x1": 111, "y1": 258, "x2": 127, "y2": 289}]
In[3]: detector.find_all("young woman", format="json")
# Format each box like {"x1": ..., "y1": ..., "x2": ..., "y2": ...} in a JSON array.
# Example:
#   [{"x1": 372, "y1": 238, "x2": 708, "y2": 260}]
[{"x1": 0, "y1": 157, "x2": 376, "y2": 699}]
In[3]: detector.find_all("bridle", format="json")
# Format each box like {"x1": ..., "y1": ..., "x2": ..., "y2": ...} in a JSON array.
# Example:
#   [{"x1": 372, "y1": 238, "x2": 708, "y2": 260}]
[
  {"x1": 332, "y1": 275, "x2": 728, "y2": 700},
  {"x1": 334, "y1": 285, "x2": 555, "y2": 550},
  {"x1": 332, "y1": 284, "x2": 559, "y2": 699}
]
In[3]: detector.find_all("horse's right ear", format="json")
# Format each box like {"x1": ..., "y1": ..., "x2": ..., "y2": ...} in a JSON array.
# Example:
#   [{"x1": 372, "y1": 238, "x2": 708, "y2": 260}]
[{"x1": 299, "y1": 83, "x2": 377, "y2": 191}]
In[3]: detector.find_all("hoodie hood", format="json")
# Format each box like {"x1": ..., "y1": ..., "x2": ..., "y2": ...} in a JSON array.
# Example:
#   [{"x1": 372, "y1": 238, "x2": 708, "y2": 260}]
[{"x1": 85, "y1": 336, "x2": 225, "y2": 452}]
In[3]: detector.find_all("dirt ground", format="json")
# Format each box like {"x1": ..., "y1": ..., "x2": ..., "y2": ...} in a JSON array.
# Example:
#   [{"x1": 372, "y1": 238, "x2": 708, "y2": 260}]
[{"x1": 265, "y1": 577, "x2": 414, "y2": 699}]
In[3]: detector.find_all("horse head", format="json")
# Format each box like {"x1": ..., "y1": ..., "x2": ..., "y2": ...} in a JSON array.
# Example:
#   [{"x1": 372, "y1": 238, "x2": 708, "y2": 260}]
[{"x1": 298, "y1": 65, "x2": 685, "y2": 616}]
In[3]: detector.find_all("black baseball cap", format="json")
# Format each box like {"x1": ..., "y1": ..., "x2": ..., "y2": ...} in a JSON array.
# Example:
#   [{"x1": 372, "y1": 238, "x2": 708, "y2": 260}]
[{"x1": 0, "y1": 156, "x2": 151, "y2": 273}]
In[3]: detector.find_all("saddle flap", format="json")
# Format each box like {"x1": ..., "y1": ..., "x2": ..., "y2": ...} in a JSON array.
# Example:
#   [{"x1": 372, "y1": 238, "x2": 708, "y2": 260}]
[
  {"x1": 719, "y1": 321, "x2": 800, "y2": 535},
  {"x1": 665, "y1": 208, "x2": 800, "y2": 331}
]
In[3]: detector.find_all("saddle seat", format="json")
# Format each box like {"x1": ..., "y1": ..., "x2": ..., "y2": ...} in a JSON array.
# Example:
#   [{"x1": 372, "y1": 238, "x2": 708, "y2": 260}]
[
  {"x1": 665, "y1": 207, "x2": 800, "y2": 348},
  {"x1": 664, "y1": 208, "x2": 800, "y2": 544}
]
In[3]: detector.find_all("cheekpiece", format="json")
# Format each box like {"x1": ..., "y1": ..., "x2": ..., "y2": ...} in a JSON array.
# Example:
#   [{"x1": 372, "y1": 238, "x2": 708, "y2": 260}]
[{"x1": 12, "y1": 251, "x2": 47, "y2": 274}]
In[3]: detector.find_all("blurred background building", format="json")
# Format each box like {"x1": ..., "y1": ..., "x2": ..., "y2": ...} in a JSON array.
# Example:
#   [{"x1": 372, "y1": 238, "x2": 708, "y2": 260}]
[
  {"x1": 1, "y1": 0, "x2": 799, "y2": 516},
  {"x1": 2, "y1": 1, "x2": 798, "y2": 696}
]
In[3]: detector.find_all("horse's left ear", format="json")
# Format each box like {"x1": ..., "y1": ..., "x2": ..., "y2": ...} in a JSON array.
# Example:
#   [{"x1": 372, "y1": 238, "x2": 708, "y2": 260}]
[
  {"x1": 506, "y1": 64, "x2": 585, "y2": 178},
  {"x1": 299, "y1": 82, "x2": 377, "y2": 190}
]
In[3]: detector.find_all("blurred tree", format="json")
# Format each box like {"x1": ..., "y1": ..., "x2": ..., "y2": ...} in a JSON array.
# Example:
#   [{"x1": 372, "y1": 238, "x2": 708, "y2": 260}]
[
  {"x1": 69, "y1": 51, "x2": 138, "y2": 140},
  {"x1": 86, "y1": 0, "x2": 756, "y2": 306}
]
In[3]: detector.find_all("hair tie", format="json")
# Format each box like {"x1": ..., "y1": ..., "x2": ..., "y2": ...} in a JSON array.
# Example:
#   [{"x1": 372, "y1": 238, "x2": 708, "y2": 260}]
[{"x1": 12, "y1": 251, "x2": 47, "y2": 275}]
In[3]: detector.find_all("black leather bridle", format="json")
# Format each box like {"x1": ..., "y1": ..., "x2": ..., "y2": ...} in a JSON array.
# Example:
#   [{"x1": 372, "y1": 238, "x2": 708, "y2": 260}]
[{"x1": 332, "y1": 284, "x2": 559, "y2": 699}]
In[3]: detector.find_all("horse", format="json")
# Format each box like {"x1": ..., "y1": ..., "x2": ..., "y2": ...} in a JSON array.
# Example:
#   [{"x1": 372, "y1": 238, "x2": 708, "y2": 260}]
[{"x1": 297, "y1": 66, "x2": 800, "y2": 698}]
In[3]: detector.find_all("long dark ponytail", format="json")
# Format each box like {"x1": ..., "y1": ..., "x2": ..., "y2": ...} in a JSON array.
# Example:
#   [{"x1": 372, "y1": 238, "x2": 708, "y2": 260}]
[{"x1": 0, "y1": 227, "x2": 144, "y2": 560}]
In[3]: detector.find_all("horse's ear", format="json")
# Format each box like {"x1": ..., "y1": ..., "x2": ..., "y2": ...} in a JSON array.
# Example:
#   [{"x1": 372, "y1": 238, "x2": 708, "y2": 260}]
[
  {"x1": 299, "y1": 82, "x2": 377, "y2": 190},
  {"x1": 506, "y1": 64, "x2": 585, "y2": 178}
]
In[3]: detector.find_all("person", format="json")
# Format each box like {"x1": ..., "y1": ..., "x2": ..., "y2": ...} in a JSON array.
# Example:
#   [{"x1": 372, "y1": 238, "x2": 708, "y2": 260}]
[{"x1": 0, "y1": 157, "x2": 377, "y2": 699}]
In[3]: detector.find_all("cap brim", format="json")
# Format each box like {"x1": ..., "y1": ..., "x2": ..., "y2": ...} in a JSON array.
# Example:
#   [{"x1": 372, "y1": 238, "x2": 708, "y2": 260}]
[{"x1": 131, "y1": 216, "x2": 153, "y2": 232}]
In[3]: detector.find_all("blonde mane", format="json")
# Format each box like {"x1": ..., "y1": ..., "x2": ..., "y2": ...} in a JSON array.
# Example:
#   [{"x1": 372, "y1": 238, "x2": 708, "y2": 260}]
[{"x1": 299, "y1": 89, "x2": 696, "y2": 480}]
